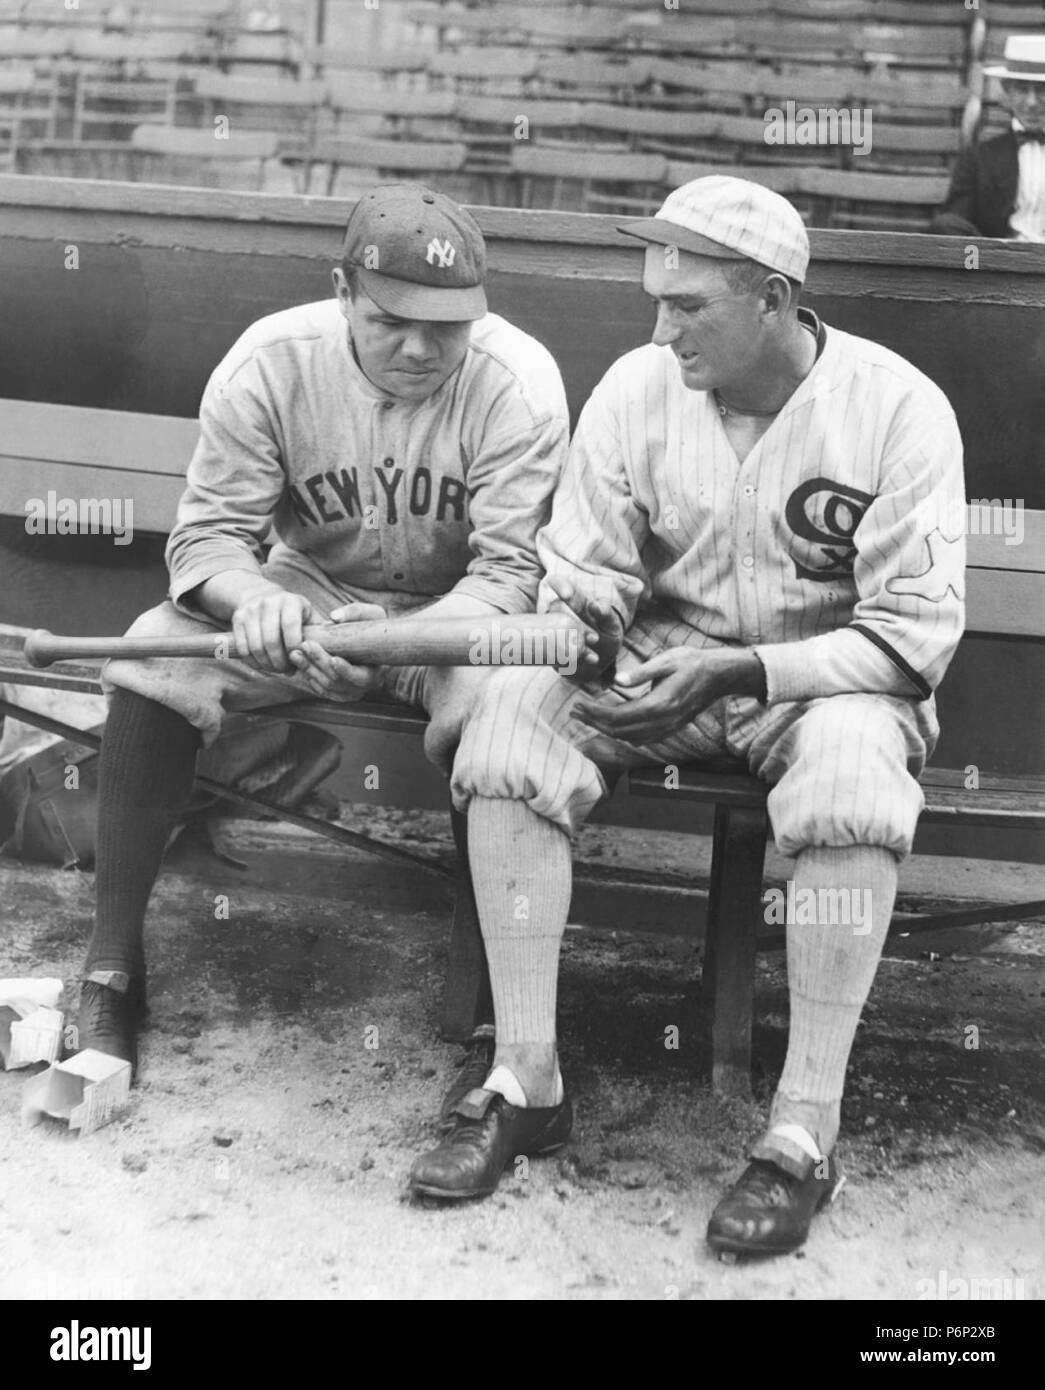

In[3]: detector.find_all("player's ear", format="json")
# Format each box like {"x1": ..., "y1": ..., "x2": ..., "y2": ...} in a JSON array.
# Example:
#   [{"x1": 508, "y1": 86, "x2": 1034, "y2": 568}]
[
  {"x1": 332, "y1": 267, "x2": 351, "y2": 318},
  {"x1": 761, "y1": 273, "x2": 793, "y2": 321}
]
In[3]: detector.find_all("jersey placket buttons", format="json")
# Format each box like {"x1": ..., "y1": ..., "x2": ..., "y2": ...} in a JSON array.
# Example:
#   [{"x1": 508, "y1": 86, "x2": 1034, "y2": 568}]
[
  {"x1": 381, "y1": 454, "x2": 406, "y2": 584},
  {"x1": 736, "y1": 473, "x2": 760, "y2": 644}
]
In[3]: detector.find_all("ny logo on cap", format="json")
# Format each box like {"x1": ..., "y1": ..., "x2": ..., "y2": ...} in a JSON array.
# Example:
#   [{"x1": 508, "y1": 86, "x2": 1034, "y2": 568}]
[{"x1": 425, "y1": 237, "x2": 456, "y2": 268}]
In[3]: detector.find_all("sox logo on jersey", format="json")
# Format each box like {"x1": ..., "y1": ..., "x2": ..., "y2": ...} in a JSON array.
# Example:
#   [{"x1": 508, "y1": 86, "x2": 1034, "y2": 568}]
[{"x1": 784, "y1": 477, "x2": 874, "y2": 581}]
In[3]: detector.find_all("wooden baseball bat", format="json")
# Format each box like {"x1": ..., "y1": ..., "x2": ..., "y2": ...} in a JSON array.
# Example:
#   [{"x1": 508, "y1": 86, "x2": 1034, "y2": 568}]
[{"x1": 23, "y1": 612, "x2": 586, "y2": 670}]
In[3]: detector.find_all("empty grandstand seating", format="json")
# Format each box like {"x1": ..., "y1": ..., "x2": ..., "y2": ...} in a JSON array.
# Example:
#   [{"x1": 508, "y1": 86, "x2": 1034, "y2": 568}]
[{"x1": 0, "y1": 0, "x2": 1041, "y2": 229}]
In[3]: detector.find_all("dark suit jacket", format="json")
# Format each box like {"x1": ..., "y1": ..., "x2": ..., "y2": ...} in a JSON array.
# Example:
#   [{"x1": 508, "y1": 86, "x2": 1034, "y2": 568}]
[{"x1": 932, "y1": 131, "x2": 1019, "y2": 238}]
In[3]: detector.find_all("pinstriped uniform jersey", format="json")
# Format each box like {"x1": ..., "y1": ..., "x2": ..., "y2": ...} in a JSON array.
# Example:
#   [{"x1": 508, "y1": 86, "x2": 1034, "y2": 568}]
[{"x1": 537, "y1": 310, "x2": 966, "y2": 705}]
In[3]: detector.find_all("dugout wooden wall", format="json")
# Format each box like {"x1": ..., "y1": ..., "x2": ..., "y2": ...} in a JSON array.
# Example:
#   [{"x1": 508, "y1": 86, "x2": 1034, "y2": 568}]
[{"x1": 0, "y1": 176, "x2": 1042, "y2": 858}]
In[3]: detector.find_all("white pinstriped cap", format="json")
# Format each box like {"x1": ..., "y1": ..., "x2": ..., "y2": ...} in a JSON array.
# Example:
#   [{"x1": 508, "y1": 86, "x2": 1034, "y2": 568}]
[{"x1": 619, "y1": 175, "x2": 810, "y2": 283}]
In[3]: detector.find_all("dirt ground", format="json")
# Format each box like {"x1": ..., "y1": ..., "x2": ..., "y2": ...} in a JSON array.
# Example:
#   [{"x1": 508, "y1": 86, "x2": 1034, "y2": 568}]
[{"x1": 1, "y1": 809, "x2": 1043, "y2": 1302}]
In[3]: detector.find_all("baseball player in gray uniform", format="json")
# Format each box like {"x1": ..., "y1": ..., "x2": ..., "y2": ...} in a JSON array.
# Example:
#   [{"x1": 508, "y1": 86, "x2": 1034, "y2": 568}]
[
  {"x1": 409, "y1": 177, "x2": 966, "y2": 1258},
  {"x1": 74, "y1": 185, "x2": 570, "y2": 1095}
]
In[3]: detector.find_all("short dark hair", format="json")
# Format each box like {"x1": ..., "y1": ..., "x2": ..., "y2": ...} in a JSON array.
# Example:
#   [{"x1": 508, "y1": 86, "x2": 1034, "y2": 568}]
[
  {"x1": 722, "y1": 256, "x2": 802, "y2": 306},
  {"x1": 340, "y1": 261, "x2": 361, "y2": 299}
]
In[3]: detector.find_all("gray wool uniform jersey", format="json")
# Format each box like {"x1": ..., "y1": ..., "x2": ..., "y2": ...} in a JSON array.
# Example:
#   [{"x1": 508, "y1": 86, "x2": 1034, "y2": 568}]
[
  {"x1": 166, "y1": 298, "x2": 569, "y2": 618},
  {"x1": 103, "y1": 299, "x2": 569, "y2": 744}
]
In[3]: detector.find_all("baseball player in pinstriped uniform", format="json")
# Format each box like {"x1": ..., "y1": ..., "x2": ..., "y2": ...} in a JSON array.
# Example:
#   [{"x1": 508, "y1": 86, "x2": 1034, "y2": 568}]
[
  {"x1": 410, "y1": 177, "x2": 967, "y2": 1257},
  {"x1": 72, "y1": 185, "x2": 570, "y2": 1096}
]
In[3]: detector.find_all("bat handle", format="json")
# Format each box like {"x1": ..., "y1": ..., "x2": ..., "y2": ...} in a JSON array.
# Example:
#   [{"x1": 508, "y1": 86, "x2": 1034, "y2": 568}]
[{"x1": 23, "y1": 629, "x2": 61, "y2": 668}]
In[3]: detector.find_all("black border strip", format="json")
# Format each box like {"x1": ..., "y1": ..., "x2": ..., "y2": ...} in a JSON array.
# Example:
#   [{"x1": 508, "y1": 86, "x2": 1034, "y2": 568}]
[{"x1": 851, "y1": 622, "x2": 932, "y2": 700}]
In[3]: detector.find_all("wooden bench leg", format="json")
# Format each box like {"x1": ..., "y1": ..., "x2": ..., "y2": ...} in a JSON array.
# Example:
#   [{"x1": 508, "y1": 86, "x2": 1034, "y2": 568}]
[
  {"x1": 440, "y1": 801, "x2": 494, "y2": 1042},
  {"x1": 702, "y1": 802, "x2": 769, "y2": 1098}
]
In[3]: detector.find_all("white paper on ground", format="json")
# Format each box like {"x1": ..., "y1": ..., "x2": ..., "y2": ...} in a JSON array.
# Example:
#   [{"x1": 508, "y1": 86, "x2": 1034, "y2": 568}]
[{"x1": 0, "y1": 978, "x2": 63, "y2": 1013}]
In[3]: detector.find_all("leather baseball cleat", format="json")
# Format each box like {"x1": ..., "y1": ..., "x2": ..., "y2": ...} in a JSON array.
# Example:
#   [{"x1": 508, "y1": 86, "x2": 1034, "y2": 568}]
[
  {"x1": 410, "y1": 1086, "x2": 572, "y2": 1200},
  {"x1": 73, "y1": 972, "x2": 146, "y2": 1079},
  {"x1": 438, "y1": 1031, "x2": 496, "y2": 1131},
  {"x1": 706, "y1": 1153, "x2": 845, "y2": 1258}
]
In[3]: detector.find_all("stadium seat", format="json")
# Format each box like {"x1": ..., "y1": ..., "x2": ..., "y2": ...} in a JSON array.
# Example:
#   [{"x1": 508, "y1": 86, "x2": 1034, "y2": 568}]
[
  {"x1": 407, "y1": 5, "x2": 625, "y2": 50},
  {"x1": 455, "y1": 96, "x2": 583, "y2": 201},
  {"x1": 129, "y1": 122, "x2": 283, "y2": 189},
  {"x1": 426, "y1": 47, "x2": 539, "y2": 93},
  {"x1": 322, "y1": 81, "x2": 459, "y2": 151},
  {"x1": 324, "y1": 81, "x2": 457, "y2": 125},
  {"x1": 578, "y1": 102, "x2": 843, "y2": 170},
  {"x1": 0, "y1": 64, "x2": 59, "y2": 146},
  {"x1": 188, "y1": 72, "x2": 325, "y2": 151},
  {"x1": 69, "y1": 31, "x2": 207, "y2": 67},
  {"x1": 802, "y1": 166, "x2": 952, "y2": 230},
  {"x1": 307, "y1": 135, "x2": 468, "y2": 197},
  {"x1": 511, "y1": 143, "x2": 668, "y2": 214},
  {"x1": 302, "y1": 45, "x2": 430, "y2": 80},
  {"x1": 637, "y1": 60, "x2": 769, "y2": 115},
  {"x1": 535, "y1": 53, "x2": 645, "y2": 103}
]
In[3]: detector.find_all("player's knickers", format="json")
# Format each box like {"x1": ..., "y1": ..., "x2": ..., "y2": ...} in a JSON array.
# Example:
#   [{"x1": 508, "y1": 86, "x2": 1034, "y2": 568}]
[
  {"x1": 451, "y1": 615, "x2": 938, "y2": 858},
  {"x1": 745, "y1": 691, "x2": 936, "y2": 859}
]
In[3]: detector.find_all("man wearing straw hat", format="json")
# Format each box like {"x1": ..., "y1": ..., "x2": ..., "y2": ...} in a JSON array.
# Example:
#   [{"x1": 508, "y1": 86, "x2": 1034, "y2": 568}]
[{"x1": 933, "y1": 34, "x2": 1045, "y2": 241}]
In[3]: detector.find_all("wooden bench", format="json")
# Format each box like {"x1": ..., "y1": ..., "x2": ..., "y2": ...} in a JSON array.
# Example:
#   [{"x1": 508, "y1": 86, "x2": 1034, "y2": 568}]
[{"x1": 2, "y1": 396, "x2": 1043, "y2": 1096}]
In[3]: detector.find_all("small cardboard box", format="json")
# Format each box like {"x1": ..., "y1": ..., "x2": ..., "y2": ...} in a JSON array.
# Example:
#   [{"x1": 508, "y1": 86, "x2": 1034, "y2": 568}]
[
  {"x1": 22, "y1": 1049, "x2": 131, "y2": 1136},
  {"x1": 0, "y1": 1005, "x2": 63, "y2": 1069},
  {"x1": 0, "y1": 978, "x2": 64, "y2": 1069}
]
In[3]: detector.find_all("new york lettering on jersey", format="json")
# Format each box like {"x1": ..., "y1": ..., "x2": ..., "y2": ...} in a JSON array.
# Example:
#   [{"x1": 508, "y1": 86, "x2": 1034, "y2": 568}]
[{"x1": 286, "y1": 462, "x2": 468, "y2": 529}]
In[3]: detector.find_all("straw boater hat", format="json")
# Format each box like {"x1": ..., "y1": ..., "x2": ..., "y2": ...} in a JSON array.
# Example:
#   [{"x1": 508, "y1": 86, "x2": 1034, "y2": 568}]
[{"x1": 984, "y1": 34, "x2": 1045, "y2": 83}]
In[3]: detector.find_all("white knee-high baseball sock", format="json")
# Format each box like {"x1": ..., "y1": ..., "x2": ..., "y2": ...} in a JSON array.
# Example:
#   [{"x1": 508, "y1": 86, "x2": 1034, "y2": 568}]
[
  {"x1": 467, "y1": 795, "x2": 570, "y2": 1067},
  {"x1": 760, "y1": 844, "x2": 897, "y2": 1162}
]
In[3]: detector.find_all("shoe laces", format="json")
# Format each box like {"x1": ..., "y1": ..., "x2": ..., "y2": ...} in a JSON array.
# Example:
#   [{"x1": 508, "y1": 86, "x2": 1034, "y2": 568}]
[
  {"x1": 454, "y1": 1037, "x2": 494, "y2": 1088},
  {"x1": 739, "y1": 1160, "x2": 798, "y2": 1208},
  {"x1": 444, "y1": 1108, "x2": 500, "y2": 1152},
  {"x1": 80, "y1": 980, "x2": 126, "y2": 1033}
]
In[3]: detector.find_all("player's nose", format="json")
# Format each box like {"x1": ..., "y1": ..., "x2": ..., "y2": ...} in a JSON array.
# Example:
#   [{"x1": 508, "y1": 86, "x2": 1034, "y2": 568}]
[
  {"x1": 400, "y1": 325, "x2": 439, "y2": 363},
  {"x1": 651, "y1": 303, "x2": 681, "y2": 348}
]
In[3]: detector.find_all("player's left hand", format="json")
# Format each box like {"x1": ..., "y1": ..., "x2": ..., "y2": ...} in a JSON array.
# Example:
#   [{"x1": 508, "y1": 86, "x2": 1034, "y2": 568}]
[
  {"x1": 573, "y1": 648, "x2": 765, "y2": 744},
  {"x1": 288, "y1": 601, "x2": 387, "y2": 702}
]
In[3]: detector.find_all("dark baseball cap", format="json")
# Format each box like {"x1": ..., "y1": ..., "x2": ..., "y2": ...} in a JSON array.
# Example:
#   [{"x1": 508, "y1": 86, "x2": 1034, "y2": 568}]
[{"x1": 341, "y1": 183, "x2": 488, "y2": 322}]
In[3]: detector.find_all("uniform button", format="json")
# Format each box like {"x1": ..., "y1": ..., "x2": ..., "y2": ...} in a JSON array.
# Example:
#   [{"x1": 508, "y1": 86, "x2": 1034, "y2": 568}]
[
  {"x1": 743, "y1": 485, "x2": 756, "y2": 497},
  {"x1": 742, "y1": 555, "x2": 755, "y2": 568},
  {"x1": 381, "y1": 400, "x2": 394, "y2": 411},
  {"x1": 392, "y1": 571, "x2": 405, "y2": 581},
  {"x1": 383, "y1": 457, "x2": 395, "y2": 467}
]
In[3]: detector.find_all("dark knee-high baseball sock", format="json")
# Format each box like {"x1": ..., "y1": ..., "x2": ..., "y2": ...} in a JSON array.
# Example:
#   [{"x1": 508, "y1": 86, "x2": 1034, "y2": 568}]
[
  {"x1": 467, "y1": 796, "x2": 570, "y2": 1106},
  {"x1": 84, "y1": 688, "x2": 201, "y2": 979},
  {"x1": 755, "y1": 845, "x2": 896, "y2": 1167}
]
